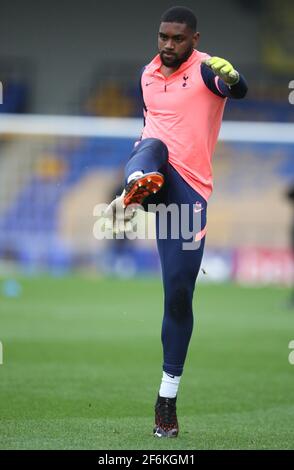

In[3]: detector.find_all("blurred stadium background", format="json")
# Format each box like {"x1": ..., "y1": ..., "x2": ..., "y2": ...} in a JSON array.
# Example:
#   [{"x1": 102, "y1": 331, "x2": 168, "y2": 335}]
[
  {"x1": 0, "y1": 0, "x2": 294, "y2": 450},
  {"x1": 0, "y1": 0, "x2": 293, "y2": 283}
]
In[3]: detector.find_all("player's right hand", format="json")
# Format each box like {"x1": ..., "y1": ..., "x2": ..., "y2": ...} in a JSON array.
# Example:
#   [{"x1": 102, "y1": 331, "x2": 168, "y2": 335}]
[{"x1": 103, "y1": 192, "x2": 137, "y2": 234}]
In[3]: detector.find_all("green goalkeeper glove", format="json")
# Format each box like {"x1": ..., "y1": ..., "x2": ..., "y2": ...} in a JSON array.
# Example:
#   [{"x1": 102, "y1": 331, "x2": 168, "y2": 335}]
[{"x1": 202, "y1": 56, "x2": 239, "y2": 86}]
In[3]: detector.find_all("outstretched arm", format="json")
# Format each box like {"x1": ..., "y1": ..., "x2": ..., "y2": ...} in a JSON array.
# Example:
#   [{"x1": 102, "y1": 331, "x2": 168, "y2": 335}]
[{"x1": 201, "y1": 56, "x2": 248, "y2": 99}]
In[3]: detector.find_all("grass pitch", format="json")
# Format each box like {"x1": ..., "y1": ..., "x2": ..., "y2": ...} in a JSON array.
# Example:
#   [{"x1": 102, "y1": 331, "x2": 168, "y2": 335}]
[{"x1": 0, "y1": 276, "x2": 294, "y2": 450}]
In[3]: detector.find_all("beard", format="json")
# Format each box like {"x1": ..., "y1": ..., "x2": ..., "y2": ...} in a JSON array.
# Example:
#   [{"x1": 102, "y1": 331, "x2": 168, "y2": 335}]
[{"x1": 159, "y1": 47, "x2": 193, "y2": 68}]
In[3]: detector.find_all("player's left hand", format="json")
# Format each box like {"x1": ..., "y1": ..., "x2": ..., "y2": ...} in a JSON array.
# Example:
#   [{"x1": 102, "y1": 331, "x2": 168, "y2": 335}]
[{"x1": 202, "y1": 56, "x2": 239, "y2": 86}]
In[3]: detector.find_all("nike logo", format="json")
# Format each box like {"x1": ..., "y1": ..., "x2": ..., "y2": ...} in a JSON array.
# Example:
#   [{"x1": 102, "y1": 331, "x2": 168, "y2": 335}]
[
  {"x1": 194, "y1": 202, "x2": 203, "y2": 214},
  {"x1": 166, "y1": 373, "x2": 175, "y2": 379},
  {"x1": 145, "y1": 82, "x2": 154, "y2": 86}
]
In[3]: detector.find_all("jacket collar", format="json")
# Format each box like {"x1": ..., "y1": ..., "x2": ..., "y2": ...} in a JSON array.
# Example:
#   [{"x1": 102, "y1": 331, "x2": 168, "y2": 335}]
[{"x1": 145, "y1": 49, "x2": 200, "y2": 76}]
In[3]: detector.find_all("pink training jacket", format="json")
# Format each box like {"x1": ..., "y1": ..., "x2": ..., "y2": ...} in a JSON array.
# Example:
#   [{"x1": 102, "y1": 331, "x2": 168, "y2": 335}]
[{"x1": 140, "y1": 49, "x2": 227, "y2": 201}]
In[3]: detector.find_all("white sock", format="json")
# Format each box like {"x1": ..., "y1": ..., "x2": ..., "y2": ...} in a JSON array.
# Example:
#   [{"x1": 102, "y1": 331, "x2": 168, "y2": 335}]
[
  {"x1": 159, "y1": 371, "x2": 181, "y2": 398},
  {"x1": 127, "y1": 171, "x2": 143, "y2": 183}
]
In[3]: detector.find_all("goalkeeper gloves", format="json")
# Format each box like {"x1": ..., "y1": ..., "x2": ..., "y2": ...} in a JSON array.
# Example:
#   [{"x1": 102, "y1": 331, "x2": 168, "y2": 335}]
[
  {"x1": 202, "y1": 56, "x2": 239, "y2": 86},
  {"x1": 102, "y1": 191, "x2": 137, "y2": 235}
]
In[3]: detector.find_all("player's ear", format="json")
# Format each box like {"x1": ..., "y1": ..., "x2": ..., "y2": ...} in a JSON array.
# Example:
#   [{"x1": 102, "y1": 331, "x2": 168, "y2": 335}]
[{"x1": 193, "y1": 32, "x2": 200, "y2": 48}]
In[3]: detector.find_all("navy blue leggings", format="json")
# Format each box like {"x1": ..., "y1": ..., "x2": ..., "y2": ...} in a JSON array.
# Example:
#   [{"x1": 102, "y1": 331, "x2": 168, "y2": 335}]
[{"x1": 125, "y1": 138, "x2": 207, "y2": 376}]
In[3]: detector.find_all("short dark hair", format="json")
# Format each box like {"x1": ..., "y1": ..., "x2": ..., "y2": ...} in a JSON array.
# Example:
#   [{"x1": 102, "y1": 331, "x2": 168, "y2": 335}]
[{"x1": 160, "y1": 6, "x2": 197, "y2": 32}]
